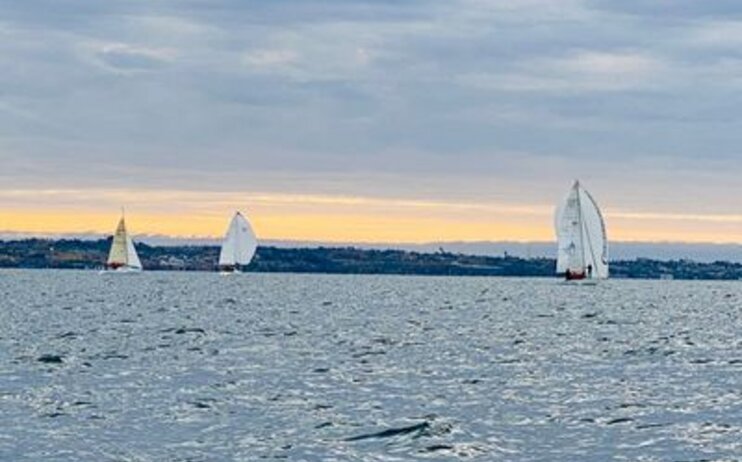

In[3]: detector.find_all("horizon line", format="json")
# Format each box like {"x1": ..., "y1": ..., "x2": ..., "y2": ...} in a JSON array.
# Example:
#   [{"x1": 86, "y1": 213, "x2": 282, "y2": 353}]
[{"x1": 2, "y1": 231, "x2": 742, "y2": 247}]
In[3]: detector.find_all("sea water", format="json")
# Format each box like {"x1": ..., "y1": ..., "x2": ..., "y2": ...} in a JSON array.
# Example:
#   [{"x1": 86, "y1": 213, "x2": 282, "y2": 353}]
[{"x1": 0, "y1": 270, "x2": 740, "y2": 461}]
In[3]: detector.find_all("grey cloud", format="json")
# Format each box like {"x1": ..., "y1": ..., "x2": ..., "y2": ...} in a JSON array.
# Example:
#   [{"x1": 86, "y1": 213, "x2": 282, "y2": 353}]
[
  {"x1": 588, "y1": 0, "x2": 742, "y2": 19},
  {"x1": 0, "y1": 0, "x2": 740, "y2": 214},
  {"x1": 92, "y1": 45, "x2": 174, "y2": 72}
]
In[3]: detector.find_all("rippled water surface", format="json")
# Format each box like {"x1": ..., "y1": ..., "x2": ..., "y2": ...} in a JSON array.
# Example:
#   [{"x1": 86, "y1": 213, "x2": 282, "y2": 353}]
[{"x1": 0, "y1": 270, "x2": 740, "y2": 461}]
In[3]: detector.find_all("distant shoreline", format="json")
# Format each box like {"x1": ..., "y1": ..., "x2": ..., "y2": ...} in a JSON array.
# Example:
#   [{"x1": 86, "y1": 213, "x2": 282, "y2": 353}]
[
  {"x1": 1, "y1": 238, "x2": 742, "y2": 280},
  {"x1": 2, "y1": 234, "x2": 742, "y2": 263}
]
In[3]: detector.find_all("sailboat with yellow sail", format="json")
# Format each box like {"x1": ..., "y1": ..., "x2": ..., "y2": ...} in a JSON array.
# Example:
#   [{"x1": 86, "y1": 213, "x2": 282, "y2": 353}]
[{"x1": 101, "y1": 210, "x2": 143, "y2": 274}]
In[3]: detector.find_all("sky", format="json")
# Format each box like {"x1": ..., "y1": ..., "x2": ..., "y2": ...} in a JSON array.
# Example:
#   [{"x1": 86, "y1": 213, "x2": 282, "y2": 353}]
[{"x1": 1, "y1": 0, "x2": 741, "y2": 244}]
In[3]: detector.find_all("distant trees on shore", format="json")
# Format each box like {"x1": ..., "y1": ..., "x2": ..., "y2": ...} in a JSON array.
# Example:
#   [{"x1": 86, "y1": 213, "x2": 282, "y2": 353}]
[{"x1": 0, "y1": 238, "x2": 741, "y2": 280}]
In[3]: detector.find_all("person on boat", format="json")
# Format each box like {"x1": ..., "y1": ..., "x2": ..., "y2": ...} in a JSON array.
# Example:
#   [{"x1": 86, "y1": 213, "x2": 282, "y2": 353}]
[{"x1": 587, "y1": 264, "x2": 593, "y2": 278}]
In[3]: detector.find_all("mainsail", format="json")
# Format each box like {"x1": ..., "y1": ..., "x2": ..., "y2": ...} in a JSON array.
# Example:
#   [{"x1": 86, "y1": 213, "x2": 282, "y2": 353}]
[
  {"x1": 554, "y1": 181, "x2": 608, "y2": 279},
  {"x1": 218, "y1": 212, "x2": 258, "y2": 270},
  {"x1": 106, "y1": 216, "x2": 142, "y2": 270}
]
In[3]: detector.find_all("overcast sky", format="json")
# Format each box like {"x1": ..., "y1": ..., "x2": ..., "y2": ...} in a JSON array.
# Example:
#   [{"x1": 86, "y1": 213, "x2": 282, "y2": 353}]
[{"x1": 1, "y1": 0, "x2": 741, "y2": 242}]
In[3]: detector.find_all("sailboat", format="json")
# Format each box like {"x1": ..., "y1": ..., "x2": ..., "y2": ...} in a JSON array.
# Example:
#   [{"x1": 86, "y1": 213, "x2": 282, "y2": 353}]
[
  {"x1": 554, "y1": 180, "x2": 608, "y2": 283},
  {"x1": 102, "y1": 212, "x2": 143, "y2": 273},
  {"x1": 218, "y1": 211, "x2": 258, "y2": 273}
]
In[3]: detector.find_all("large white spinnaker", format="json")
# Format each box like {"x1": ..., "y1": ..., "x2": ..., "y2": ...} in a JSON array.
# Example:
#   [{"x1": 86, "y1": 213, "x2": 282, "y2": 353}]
[
  {"x1": 218, "y1": 212, "x2": 258, "y2": 272},
  {"x1": 105, "y1": 215, "x2": 142, "y2": 272},
  {"x1": 554, "y1": 181, "x2": 608, "y2": 280}
]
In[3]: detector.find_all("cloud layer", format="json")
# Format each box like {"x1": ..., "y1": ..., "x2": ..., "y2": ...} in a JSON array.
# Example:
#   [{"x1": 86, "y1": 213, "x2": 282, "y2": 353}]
[{"x1": 0, "y1": 0, "x2": 740, "y2": 240}]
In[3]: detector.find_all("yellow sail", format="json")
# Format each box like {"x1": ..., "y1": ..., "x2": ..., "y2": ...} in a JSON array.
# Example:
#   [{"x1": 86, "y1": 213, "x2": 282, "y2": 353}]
[{"x1": 107, "y1": 218, "x2": 129, "y2": 267}]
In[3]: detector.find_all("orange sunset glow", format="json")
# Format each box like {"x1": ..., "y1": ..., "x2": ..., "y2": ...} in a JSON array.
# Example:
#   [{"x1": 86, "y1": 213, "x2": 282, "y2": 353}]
[{"x1": 1, "y1": 189, "x2": 740, "y2": 244}]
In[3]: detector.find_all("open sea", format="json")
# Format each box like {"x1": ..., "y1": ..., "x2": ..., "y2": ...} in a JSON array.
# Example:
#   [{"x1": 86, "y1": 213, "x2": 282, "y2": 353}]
[{"x1": 0, "y1": 270, "x2": 740, "y2": 461}]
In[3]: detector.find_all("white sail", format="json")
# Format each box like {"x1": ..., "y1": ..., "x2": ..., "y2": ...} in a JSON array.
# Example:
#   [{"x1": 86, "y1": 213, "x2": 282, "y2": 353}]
[
  {"x1": 125, "y1": 234, "x2": 142, "y2": 270},
  {"x1": 106, "y1": 215, "x2": 142, "y2": 271},
  {"x1": 554, "y1": 181, "x2": 608, "y2": 279},
  {"x1": 218, "y1": 212, "x2": 258, "y2": 268}
]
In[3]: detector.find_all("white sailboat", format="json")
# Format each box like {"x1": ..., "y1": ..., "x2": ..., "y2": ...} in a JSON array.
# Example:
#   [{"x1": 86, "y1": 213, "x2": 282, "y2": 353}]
[
  {"x1": 218, "y1": 211, "x2": 258, "y2": 273},
  {"x1": 103, "y1": 213, "x2": 142, "y2": 273},
  {"x1": 554, "y1": 180, "x2": 608, "y2": 282}
]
